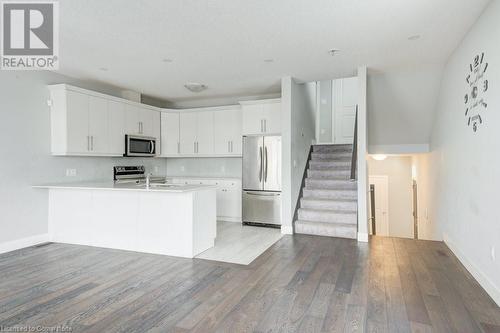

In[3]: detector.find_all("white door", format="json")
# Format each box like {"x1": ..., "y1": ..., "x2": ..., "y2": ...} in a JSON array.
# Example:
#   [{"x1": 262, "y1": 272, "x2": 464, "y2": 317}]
[
  {"x1": 139, "y1": 108, "x2": 154, "y2": 137},
  {"x1": 333, "y1": 77, "x2": 357, "y2": 144},
  {"x1": 124, "y1": 104, "x2": 141, "y2": 135},
  {"x1": 108, "y1": 100, "x2": 126, "y2": 155},
  {"x1": 369, "y1": 175, "x2": 389, "y2": 236},
  {"x1": 88, "y1": 96, "x2": 109, "y2": 154},
  {"x1": 161, "y1": 113, "x2": 180, "y2": 156},
  {"x1": 179, "y1": 112, "x2": 197, "y2": 154},
  {"x1": 196, "y1": 111, "x2": 214, "y2": 154},
  {"x1": 230, "y1": 109, "x2": 243, "y2": 154},
  {"x1": 66, "y1": 90, "x2": 90, "y2": 153},
  {"x1": 262, "y1": 101, "x2": 281, "y2": 134},
  {"x1": 242, "y1": 104, "x2": 265, "y2": 135}
]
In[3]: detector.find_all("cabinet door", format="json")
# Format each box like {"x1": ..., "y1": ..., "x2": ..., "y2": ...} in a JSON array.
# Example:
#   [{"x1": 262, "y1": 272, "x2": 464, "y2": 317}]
[
  {"x1": 108, "y1": 100, "x2": 126, "y2": 155},
  {"x1": 124, "y1": 104, "x2": 141, "y2": 135},
  {"x1": 66, "y1": 90, "x2": 90, "y2": 153},
  {"x1": 242, "y1": 104, "x2": 264, "y2": 135},
  {"x1": 262, "y1": 101, "x2": 281, "y2": 134},
  {"x1": 179, "y1": 112, "x2": 197, "y2": 154},
  {"x1": 196, "y1": 111, "x2": 214, "y2": 154},
  {"x1": 214, "y1": 110, "x2": 232, "y2": 155},
  {"x1": 161, "y1": 113, "x2": 180, "y2": 156},
  {"x1": 226, "y1": 182, "x2": 242, "y2": 219},
  {"x1": 88, "y1": 96, "x2": 109, "y2": 154},
  {"x1": 139, "y1": 108, "x2": 153, "y2": 137},
  {"x1": 230, "y1": 109, "x2": 243, "y2": 155}
]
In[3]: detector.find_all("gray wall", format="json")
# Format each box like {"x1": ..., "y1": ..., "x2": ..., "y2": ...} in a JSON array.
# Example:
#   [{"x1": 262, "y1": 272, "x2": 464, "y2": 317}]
[
  {"x1": 428, "y1": 0, "x2": 500, "y2": 304},
  {"x1": 0, "y1": 71, "x2": 166, "y2": 245}
]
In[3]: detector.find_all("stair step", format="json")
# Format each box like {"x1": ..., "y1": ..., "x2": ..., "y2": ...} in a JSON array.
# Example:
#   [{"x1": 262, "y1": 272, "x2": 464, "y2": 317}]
[
  {"x1": 301, "y1": 198, "x2": 357, "y2": 211},
  {"x1": 295, "y1": 220, "x2": 357, "y2": 239},
  {"x1": 309, "y1": 160, "x2": 351, "y2": 170},
  {"x1": 311, "y1": 152, "x2": 352, "y2": 161},
  {"x1": 298, "y1": 208, "x2": 357, "y2": 224},
  {"x1": 303, "y1": 188, "x2": 357, "y2": 200},
  {"x1": 313, "y1": 144, "x2": 353, "y2": 154},
  {"x1": 307, "y1": 169, "x2": 351, "y2": 179},
  {"x1": 305, "y1": 178, "x2": 357, "y2": 190}
]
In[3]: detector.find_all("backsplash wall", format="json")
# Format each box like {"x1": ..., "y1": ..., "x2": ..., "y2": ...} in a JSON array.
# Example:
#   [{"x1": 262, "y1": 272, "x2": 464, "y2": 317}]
[{"x1": 165, "y1": 157, "x2": 242, "y2": 178}]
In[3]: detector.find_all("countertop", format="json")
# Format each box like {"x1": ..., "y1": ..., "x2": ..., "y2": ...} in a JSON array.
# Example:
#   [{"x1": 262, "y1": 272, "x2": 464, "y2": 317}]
[{"x1": 33, "y1": 181, "x2": 216, "y2": 193}]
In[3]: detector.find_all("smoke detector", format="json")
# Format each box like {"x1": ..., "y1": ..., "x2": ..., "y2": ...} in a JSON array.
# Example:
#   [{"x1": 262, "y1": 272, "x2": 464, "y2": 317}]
[{"x1": 184, "y1": 83, "x2": 208, "y2": 93}]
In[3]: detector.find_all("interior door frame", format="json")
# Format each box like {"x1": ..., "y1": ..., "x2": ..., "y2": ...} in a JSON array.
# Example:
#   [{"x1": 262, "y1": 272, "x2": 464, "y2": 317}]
[{"x1": 368, "y1": 175, "x2": 390, "y2": 236}]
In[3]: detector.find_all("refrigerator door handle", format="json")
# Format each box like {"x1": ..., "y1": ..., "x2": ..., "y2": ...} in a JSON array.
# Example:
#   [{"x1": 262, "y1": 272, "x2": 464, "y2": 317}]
[
  {"x1": 245, "y1": 191, "x2": 280, "y2": 197},
  {"x1": 264, "y1": 146, "x2": 268, "y2": 182},
  {"x1": 259, "y1": 146, "x2": 263, "y2": 182}
]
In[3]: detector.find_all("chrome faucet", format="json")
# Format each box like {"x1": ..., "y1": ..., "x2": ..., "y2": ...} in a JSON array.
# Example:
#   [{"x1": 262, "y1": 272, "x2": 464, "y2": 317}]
[{"x1": 145, "y1": 173, "x2": 152, "y2": 189}]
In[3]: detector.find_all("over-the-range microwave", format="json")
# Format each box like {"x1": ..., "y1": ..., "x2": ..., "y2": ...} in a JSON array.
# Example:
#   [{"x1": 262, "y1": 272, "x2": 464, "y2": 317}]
[{"x1": 124, "y1": 135, "x2": 157, "y2": 157}]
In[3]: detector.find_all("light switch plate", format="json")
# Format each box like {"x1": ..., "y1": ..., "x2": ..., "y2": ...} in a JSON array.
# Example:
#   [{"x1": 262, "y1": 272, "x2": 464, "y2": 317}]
[{"x1": 65, "y1": 168, "x2": 77, "y2": 177}]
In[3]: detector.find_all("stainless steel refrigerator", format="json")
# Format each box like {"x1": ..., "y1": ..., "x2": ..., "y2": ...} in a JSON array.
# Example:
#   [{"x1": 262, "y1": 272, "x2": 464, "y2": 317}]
[{"x1": 242, "y1": 135, "x2": 282, "y2": 226}]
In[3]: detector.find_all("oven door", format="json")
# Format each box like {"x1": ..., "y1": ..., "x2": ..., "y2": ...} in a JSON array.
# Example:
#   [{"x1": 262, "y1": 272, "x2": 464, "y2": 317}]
[{"x1": 125, "y1": 135, "x2": 156, "y2": 157}]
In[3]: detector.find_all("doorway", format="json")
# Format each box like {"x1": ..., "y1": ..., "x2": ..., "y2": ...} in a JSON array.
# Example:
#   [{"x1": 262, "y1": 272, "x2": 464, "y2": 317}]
[{"x1": 369, "y1": 175, "x2": 389, "y2": 236}]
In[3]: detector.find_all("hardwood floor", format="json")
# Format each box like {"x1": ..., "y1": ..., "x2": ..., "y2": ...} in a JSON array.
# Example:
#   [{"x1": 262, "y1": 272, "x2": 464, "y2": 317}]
[{"x1": 0, "y1": 236, "x2": 498, "y2": 332}]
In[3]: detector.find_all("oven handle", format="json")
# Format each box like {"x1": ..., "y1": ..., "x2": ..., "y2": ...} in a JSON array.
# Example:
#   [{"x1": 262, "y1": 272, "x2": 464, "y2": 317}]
[{"x1": 149, "y1": 141, "x2": 155, "y2": 154}]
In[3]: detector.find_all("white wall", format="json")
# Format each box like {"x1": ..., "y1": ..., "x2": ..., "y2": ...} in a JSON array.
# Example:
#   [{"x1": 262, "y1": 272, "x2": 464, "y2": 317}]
[
  {"x1": 165, "y1": 157, "x2": 242, "y2": 178},
  {"x1": 280, "y1": 77, "x2": 316, "y2": 234},
  {"x1": 0, "y1": 71, "x2": 166, "y2": 251},
  {"x1": 367, "y1": 64, "x2": 444, "y2": 154},
  {"x1": 369, "y1": 156, "x2": 414, "y2": 239},
  {"x1": 429, "y1": 0, "x2": 500, "y2": 305}
]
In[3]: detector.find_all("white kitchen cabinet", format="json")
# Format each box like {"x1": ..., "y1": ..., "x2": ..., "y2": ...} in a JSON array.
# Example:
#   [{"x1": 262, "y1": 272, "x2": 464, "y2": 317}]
[
  {"x1": 161, "y1": 112, "x2": 180, "y2": 156},
  {"x1": 65, "y1": 90, "x2": 90, "y2": 154},
  {"x1": 88, "y1": 96, "x2": 109, "y2": 154},
  {"x1": 196, "y1": 112, "x2": 214, "y2": 154},
  {"x1": 241, "y1": 99, "x2": 281, "y2": 135},
  {"x1": 179, "y1": 111, "x2": 214, "y2": 155},
  {"x1": 107, "y1": 100, "x2": 126, "y2": 155},
  {"x1": 165, "y1": 177, "x2": 242, "y2": 222},
  {"x1": 214, "y1": 108, "x2": 242, "y2": 155},
  {"x1": 49, "y1": 84, "x2": 161, "y2": 157},
  {"x1": 179, "y1": 112, "x2": 197, "y2": 154}
]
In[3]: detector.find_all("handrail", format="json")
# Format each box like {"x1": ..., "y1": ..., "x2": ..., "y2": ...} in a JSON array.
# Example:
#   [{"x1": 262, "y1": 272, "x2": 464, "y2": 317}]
[{"x1": 350, "y1": 106, "x2": 358, "y2": 181}]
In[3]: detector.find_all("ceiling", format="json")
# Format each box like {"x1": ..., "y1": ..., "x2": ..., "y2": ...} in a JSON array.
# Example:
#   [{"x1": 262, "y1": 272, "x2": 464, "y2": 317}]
[{"x1": 58, "y1": 0, "x2": 490, "y2": 103}]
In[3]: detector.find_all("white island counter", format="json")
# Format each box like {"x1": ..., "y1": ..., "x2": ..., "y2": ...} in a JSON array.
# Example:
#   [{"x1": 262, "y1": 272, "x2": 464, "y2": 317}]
[{"x1": 34, "y1": 182, "x2": 216, "y2": 258}]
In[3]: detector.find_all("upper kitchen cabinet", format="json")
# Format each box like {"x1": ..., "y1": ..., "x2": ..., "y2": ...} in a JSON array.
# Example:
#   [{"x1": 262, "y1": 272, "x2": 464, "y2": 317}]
[
  {"x1": 240, "y1": 98, "x2": 281, "y2": 135},
  {"x1": 213, "y1": 107, "x2": 242, "y2": 156},
  {"x1": 48, "y1": 84, "x2": 162, "y2": 157},
  {"x1": 160, "y1": 112, "x2": 180, "y2": 157},
  {"x1": 179, "y1": 111, "x2": 214, "y2": 155}
]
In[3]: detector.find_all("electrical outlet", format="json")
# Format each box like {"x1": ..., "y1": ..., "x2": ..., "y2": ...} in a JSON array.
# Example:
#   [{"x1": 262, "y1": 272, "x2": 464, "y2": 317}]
[
  {"x1": 491, "y1": 246, "x2": 496, "y2": 261},
  {"x1": 154, "y1": 166, "x2": 159, "y2": 173},
  {"x1": 65, "y1": 168, "x2": 77, "y2": 177}
]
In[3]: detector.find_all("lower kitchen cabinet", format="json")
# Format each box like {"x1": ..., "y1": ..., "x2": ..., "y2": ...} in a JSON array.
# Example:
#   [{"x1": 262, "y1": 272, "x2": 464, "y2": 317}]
[{"x1": 166, "y1": 177, "x2": 242, "y2": 222}]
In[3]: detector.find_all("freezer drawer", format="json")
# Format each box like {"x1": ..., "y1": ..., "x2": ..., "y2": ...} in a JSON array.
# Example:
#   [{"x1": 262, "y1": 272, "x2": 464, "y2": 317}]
[{"x1": 242, "y1": 191, "x2": 281, "y2": 225}]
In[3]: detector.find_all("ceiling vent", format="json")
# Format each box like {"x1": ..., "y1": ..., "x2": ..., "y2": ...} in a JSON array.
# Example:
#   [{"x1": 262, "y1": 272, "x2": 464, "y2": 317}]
[{"x1": 184, "y1": 83, "x2": 208, "y2": 93}]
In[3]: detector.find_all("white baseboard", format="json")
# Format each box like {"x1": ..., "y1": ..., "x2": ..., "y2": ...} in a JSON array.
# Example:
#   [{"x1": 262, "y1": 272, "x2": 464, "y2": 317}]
[
  {"x1": 357, "y1": 232, "x2": 369, "y2": 242},
  {"x1": 281, "y1": 225, "x2": 293, "y2": 235},
  {"x1": 444, "y1": 234, "x2": 500, "y2": 307},
  {"x1": 218, "y1": 217, "x2": 242, "y2": 223},
  {"x1": 0, "y1": 233, "x2": 51, "y2": 255},
  {"x1": 368, "y1": 144, "x2": 430, "y2": 154}
]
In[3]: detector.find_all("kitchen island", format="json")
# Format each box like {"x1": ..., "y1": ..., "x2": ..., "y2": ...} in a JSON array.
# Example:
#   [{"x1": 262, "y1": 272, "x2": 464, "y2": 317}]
[{"x1": 34, "y1": 182, "x2": 216, "y2": 258}]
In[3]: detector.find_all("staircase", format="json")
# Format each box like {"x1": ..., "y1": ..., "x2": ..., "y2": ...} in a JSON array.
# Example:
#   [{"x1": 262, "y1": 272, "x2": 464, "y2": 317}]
[{"x1": 294, "y1": 144, "x2": 358, "y2": 239}]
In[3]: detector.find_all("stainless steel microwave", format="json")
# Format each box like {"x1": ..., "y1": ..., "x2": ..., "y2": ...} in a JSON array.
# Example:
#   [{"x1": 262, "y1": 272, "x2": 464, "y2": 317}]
[{"x1": 124, "y1": 135, "x2": 157, "y2": 157}]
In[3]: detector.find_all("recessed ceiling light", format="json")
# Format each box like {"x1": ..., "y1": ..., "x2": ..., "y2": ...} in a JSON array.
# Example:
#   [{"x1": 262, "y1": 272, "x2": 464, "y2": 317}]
[
  {"x1": 328, "y1": 49, "x2": 340, "y2": 56},
  {"x1": 408, "y1": 35, "x2": 421, "y2": 41},
  {"x1": 371, "y1": 154, "x2": 387, "y2": 161},
  {"x1": 184, "y1": 83, "x2": 208, "y2": 93},
  {"x1": 264, "y1": 59, "x2": 274, "y2": 63},
  {"x1": 99, "y1": 67, "x2": 108, "y2": 71},
  {"x1": 162, "y1": 58, "x2": 173, "y2": 63}
]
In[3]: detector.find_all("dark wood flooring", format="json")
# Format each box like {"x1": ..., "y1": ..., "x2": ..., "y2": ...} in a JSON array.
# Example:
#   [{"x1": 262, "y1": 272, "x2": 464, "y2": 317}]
[{"x1": 0, "y1": 235, "x2": 498, "y2": 332}]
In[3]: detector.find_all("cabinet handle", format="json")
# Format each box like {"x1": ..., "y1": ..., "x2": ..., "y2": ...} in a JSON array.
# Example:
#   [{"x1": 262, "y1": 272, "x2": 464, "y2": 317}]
[
  {"x1": 260, "y1": 119, "x2": 263, "y2": 133},
  {"x1": 87, "y1": 136, "x2": 90, "y2": 151},
  {"x1": 194, "y1": 142, "x2": 196, "y2": 153},
  {"x1": 228, "y1": 141, "x2": 230, "y2": 153},
  {"x1": 264, "y1": 119, "x2": 267, "y2": 132},
  {"x1": 91, "y1": 136, "x2": 94, "y2": 151},
  {"x1": 231, "y1": 141, "x2": 233, "y2": 152},
  {"x1": 177, "y1": 142, "x2": 180, "y2": 154}
]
